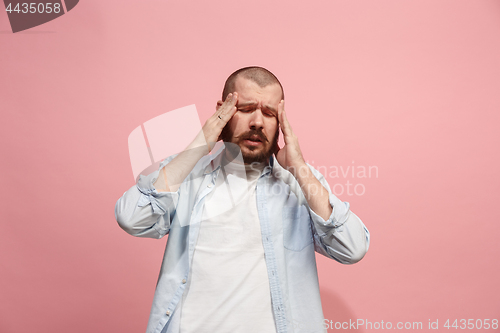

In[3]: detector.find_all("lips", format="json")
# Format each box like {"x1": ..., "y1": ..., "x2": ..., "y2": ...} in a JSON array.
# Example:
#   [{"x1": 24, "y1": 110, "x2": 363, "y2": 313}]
[
  {"x1": 242, "y1": 132, "x2": 266, "y2": 142},
  {"x1": 247, "y1": 135, "x2": 262, "y2": 142},
  {"x1": 243, "y1": 135, "x2": 264, "y2": 147},
  {"x1": 244, "y1": 139, "x2": 262, "y2": 147},
  {"x1": 240, "y1": 131, "x2": 267, "y2": 147}
]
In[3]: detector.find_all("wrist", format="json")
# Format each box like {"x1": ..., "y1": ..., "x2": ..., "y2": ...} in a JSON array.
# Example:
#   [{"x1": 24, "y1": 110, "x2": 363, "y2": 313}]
[
  {"x1": 289, "y1": 161, "x2": 309, "y2": 179},
  {"x1": 188, "y1": 130, "x2": 211, "y2": 155}
]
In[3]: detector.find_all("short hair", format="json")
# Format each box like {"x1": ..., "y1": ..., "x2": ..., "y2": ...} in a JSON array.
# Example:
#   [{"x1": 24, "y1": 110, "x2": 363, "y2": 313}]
[{"x1": 222, "y1": 66, "x2": 284, "y2": 101}]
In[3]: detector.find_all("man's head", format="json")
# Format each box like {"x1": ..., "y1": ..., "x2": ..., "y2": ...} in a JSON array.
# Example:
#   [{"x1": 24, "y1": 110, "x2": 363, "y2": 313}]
[{"x1": 218, "y1": 67, "x2": 284, "y2": 164}]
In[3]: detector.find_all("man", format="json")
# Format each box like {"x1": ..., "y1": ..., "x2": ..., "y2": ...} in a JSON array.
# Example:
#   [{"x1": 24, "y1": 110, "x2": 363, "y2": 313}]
[{"x1": 115, "y1": 67, "x2": 370, "y2": 333}]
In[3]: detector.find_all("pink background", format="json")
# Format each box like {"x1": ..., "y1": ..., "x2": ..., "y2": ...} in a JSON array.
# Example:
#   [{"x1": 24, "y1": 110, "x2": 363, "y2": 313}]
[{"x1": 1, "y1": 1, "x2": 500, "y2": 332}]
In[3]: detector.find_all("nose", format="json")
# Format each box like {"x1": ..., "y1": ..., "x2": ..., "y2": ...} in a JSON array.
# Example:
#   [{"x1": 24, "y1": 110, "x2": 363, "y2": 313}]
[{"x1": 249, "y1": 108, "x2": 264, "y2": 130}]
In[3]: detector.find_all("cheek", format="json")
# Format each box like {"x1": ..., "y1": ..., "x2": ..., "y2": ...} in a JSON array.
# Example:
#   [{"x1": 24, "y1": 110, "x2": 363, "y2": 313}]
[
  {"x1": 266, "y1": 122, "x2": 278, "y2": 138},
  {"x1": 227, "y1": 116, "x2": 243, "y2": 135},
  {"x1": 232, "y1": 112, "x2": 251, "y2": 126}
]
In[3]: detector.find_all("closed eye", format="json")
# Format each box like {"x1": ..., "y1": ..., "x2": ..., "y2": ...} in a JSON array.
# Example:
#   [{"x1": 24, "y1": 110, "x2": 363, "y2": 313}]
[{"x1": 238, "y1": 108, "x2": 275, "y2": 118}]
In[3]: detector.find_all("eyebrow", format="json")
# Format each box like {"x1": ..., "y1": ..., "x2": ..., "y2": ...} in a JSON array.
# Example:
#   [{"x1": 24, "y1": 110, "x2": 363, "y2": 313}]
[{"x1": 237, "y1": 102, "x2": 277, "y2": 114}]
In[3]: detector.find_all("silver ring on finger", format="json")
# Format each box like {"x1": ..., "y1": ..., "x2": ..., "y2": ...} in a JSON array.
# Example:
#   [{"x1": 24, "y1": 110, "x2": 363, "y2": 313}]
[{"x1": 218, "y1": 115, "x2": 222, "y2": 120}]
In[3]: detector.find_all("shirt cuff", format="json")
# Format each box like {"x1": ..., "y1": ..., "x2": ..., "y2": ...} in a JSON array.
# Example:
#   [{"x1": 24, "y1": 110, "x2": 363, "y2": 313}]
[
  {"x1": 136, "y1": 159, "x2": 180, "y2": 216},
  {"x1": 309, "y1": 194, "x2": 350, "y2": 232}
]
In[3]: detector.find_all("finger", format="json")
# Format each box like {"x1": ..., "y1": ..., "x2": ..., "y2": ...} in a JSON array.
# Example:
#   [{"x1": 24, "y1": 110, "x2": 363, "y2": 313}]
[
  {"x1": 282, "y1": 107, "x2": 292, "y2": 131},
  {"x1": 278, "y1": 100, "x2": 290, "y2": 136},
  {"x1": 280, "y1": 103, "x2": 297, "y2": 147},
  {"x1": 227, "y1": 92, "x2": 238, "y2": 117},
  {"x1": 217, "y1": 92, "x2": 238, "y2": 121},
  {"x1": 277, "y1": 100, "x2": 284, "y2": 128},
  {"x1": 216, "y1": 93, "x2": 232, "y2": 116},
  {"x1": 282, "y1": 111, "x2": 294, "y2": 136},
  {"x1": 216, "y1": 93, "x2": 231, "y2": 114}
]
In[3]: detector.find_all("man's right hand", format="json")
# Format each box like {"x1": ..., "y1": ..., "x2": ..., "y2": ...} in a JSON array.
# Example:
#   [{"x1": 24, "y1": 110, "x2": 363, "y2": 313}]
[
  {"x1": 203, "y1": 92, "x2": 238, "y2": 149},
  {"x1": 154, "y1": 92, "x2": 238, "y2": 192}
]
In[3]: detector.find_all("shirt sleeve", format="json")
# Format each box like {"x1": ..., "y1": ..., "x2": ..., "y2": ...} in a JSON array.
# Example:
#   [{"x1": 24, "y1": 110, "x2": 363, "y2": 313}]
[
  {"x1": 306, "y1": 164, "x2": 370, "y2": 264},
  {"x1": 115, "y1": 156, "x2": 180, "y2": 239}
]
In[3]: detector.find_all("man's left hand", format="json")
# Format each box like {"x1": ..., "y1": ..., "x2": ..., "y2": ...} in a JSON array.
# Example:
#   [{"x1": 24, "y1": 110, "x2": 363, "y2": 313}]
[
  {"x1": 276, "y1": 100, "x2": 307, "y2": 177},
  {"x1": 275, "y1": 100, "x2": 333, "y2": 220}
]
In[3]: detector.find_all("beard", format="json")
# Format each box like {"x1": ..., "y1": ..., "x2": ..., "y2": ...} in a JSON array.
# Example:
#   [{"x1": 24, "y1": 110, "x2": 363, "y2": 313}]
[{"x1": 220, "y1": 124, "x2": 279, "y2": 164}]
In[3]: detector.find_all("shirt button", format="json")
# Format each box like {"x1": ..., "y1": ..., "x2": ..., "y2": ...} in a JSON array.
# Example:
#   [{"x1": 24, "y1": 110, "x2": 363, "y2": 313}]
[
  {"x1": 182, "y1": 279, "x2": 186, "y2": 284},
  {"x1": 207, "y1": 183, "x2": 213, "y2": 188},
  {"x1": 166, "y1": 310, "x2": 170, "y2": 316}
]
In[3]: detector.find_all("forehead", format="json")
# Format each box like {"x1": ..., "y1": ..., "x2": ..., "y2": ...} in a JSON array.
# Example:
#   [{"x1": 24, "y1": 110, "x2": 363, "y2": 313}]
[{"x1": 233, "y1": 77, "x2": 282, "y2": 106}]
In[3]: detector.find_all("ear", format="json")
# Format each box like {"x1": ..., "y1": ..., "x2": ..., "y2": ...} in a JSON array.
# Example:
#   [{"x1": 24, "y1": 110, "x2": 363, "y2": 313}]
[{"x1": 216, "y1": 100, "x2": 223, "y2": 111}]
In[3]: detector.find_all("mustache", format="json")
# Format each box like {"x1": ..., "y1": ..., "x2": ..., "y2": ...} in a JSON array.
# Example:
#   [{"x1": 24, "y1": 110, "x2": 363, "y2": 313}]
[{"x1": 239, "y1": 130, "x2": 268, "y2": 143}]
